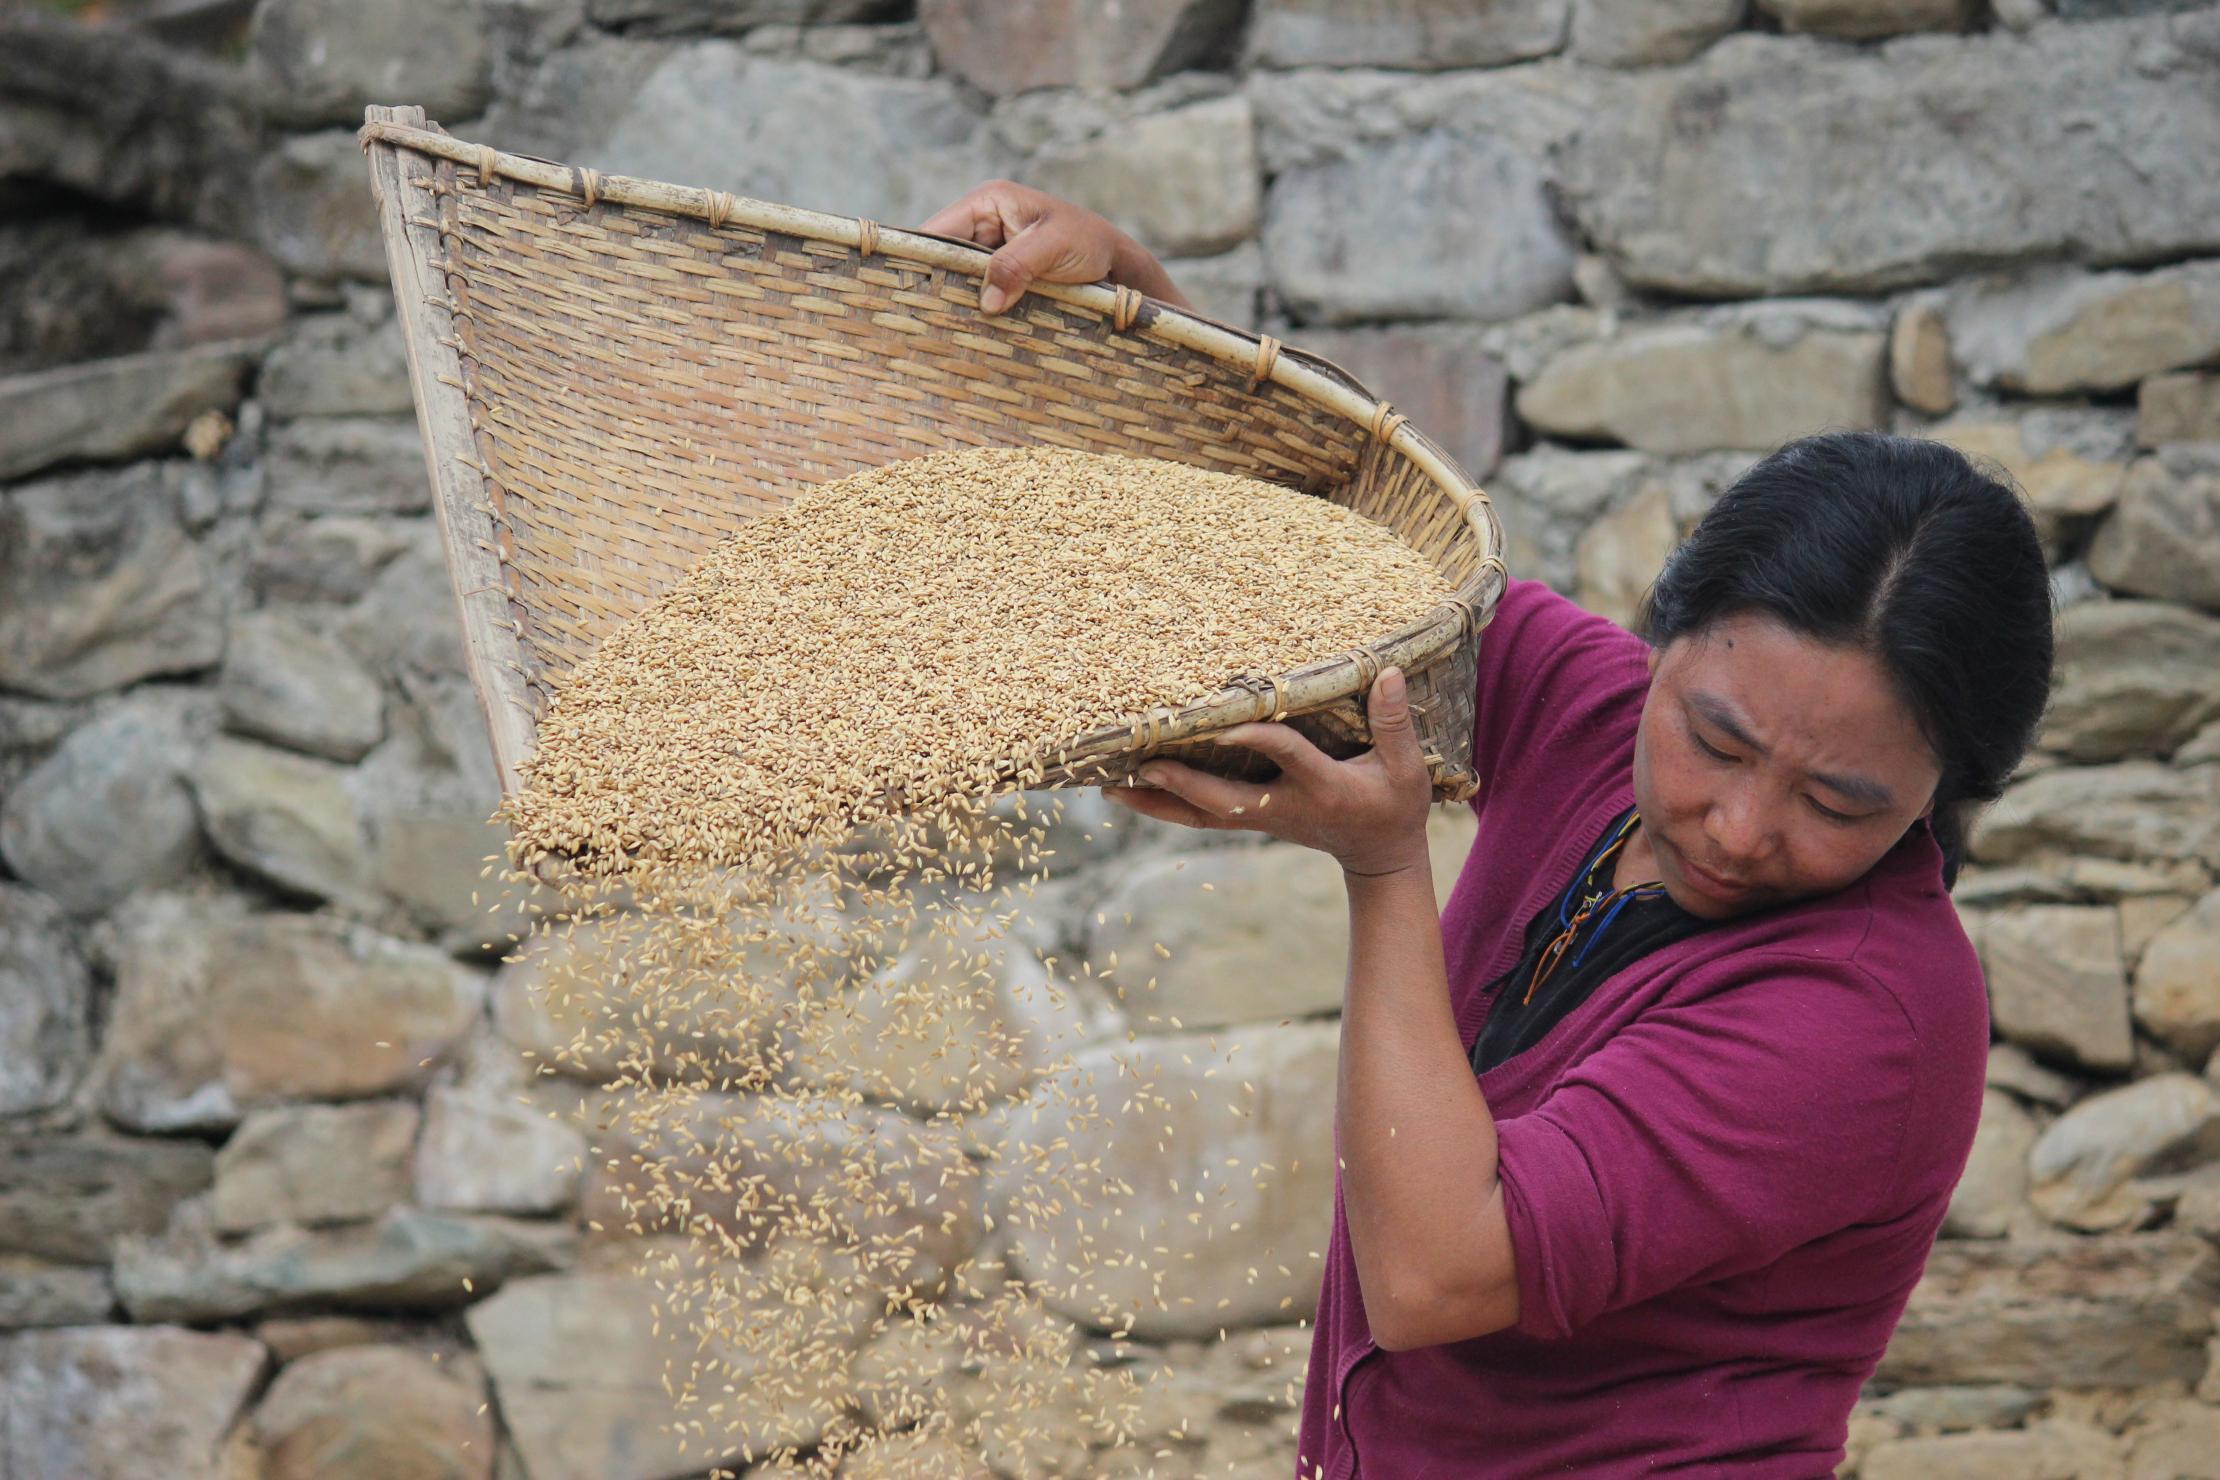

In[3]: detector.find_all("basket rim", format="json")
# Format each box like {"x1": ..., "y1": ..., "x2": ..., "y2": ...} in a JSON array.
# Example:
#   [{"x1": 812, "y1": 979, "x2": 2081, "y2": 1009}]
[{"x1": 359, "y1": 106, "x2": 1510, "y2": 809}]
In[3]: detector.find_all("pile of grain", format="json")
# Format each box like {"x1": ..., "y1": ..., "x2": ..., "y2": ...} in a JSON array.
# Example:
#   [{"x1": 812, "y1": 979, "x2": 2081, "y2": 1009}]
[{"x1": 496, "y1": 447, "x2": 1448, "y2": 1476}]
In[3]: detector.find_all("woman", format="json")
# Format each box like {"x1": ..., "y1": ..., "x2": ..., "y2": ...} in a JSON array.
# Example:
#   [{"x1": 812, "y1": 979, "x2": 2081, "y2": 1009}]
[{"x1": 922, "y1": 184, "x2": 2055, "y2": 1476}]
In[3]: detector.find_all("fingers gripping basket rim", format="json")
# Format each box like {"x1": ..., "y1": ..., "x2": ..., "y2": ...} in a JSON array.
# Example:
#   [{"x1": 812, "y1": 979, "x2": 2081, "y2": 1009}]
[{"x1": 357, "y1": 104, "x2": 1510, "y2": 831}]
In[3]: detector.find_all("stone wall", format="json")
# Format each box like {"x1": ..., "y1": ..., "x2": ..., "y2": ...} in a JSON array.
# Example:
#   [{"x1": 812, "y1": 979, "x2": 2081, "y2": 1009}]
[{"x1": 4, "y1": 1, "x2": 2220, "y2": 1476}]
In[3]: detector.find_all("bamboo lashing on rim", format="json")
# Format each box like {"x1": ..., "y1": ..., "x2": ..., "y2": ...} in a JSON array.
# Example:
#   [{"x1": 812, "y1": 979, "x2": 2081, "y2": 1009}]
[{"x1": 358, "y1": 105, "x2": 1511, "y2": 816}]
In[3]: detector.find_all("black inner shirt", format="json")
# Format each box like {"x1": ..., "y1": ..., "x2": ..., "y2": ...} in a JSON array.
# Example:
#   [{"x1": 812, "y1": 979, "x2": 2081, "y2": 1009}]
[{"x1": 1468, "y1": 808, "x2": 1716, "y2": 1076}]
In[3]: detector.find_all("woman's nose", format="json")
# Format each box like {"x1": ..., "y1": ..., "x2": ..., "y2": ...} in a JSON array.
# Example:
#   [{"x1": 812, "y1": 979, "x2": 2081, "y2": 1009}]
[{"x1": 1704, "y1": 786, "x2": 1772, "y2": 864}]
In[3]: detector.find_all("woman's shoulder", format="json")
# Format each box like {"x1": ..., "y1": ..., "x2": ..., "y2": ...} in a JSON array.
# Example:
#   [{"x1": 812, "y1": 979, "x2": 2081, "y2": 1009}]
[{"x1": 1471, "y1": 581, "x2": 1652, "y2": 788}]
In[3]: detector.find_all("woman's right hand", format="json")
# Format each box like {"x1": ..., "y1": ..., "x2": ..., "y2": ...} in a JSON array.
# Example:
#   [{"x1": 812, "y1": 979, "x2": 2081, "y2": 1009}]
[{"x1": 918, "y1": 181, "x2": 1194, "y2": 316}]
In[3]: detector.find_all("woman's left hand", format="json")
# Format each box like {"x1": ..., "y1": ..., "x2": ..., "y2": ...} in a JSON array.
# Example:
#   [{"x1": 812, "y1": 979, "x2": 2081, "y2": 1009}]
[{"x1": 1105, "y1": 667, "x2": 1435, "y2": 878}]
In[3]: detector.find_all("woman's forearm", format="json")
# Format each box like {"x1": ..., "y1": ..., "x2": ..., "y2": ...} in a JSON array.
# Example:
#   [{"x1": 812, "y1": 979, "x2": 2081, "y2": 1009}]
[
  {"x1": 1110, "y1": 233, "x2": 1197, "y2": 313},
  {"x1": 1336, "y1": 861, "x2": 1519, "y2": 1348}
]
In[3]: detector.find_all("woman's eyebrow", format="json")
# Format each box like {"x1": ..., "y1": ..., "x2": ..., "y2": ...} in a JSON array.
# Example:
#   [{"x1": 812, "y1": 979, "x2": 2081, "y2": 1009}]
[{"x1": 1685, "y1": 691, "x2": 1895, "y2": 808}]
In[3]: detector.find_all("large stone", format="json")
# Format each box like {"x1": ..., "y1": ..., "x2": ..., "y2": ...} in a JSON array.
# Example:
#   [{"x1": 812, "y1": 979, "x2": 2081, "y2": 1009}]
[
  {"x1": 1265, "y1": 128, "x2": 1577, "y2": 326},
  {"x1": 990, "y1": 1020, "x2": 1338, "y2": 1338},
  {"x1": 467, "y1": 1261, "x2": 852, "y2": 1480},
  {"x1": 0, "y1": 1325, "x2": 266, "y2": 1480},
  {"x1": 2041, "y1": 601, "x2": 2220, "y2": 762},
  {"x1": 334, "y1": 527, "x2": 471, "y2": 679},
  {"x1": 1888, "y1": 295, "x2": 1955, "y2": 415},
  {"x1": 92, "y1": 899, "x2": 484, "y2": 1133},
  {"x1": 1978, "y1": 905, "x2": 2133, "y2": 1074},
  {"x1": 920, "y1": 0, "x2": 1244, "y2": 94},
  {"x1": 1160, "y1": 242, "x2": 1265, "y2": 331},
  {"x1": 218, "y1": 608, "x2": 387, "y2": 762},
  {"x1": 190, "y1": 735, "x2": 379, "y2": 909},
  {"x1": 1929, "y1": 412, "x2": 2131, "y2": 552},
  {"x1": 414, "y1": 1085, "x2": 585, "y2": 1215},
  {"x1": 264, "y1": 417, "x2": 431, "y2": 517},
  {"x1": 0, "y1": 463, "x2": 226, "y2": 700},
  {"x1": 1878, "y1": 1234, "x2": 2220, "y2": 1387},
  {"x1": 1860, "y1": 1421, "x2": 2124, "y2": 1480},
  {"x1": 1484, "y1": 445, "x2": 1651, "y2": 591},
  {"x1": 0, "y1": 690, "x2": 215, "y2": 916},
  {"x1": 1566, "y1": 23, "x2": 2220, "y2": 296},
  {"x1": 2029, "y1": 1073, "x2": 2220, "y2": 1231},
  {"x1": 249, "y1": 515, "x2": 411, "y2": 605},
  {"x1": 1942, "y1": 1088, "x2": 2037, "y2": 1239},
  {"x1": 2134, "y1": 889, "x2": 2220, "y2": 1064},
  {"x1": 2124, "y1": 1399, "x2": 2220, "y2": 1480},
  {"x1": 2089, "y1": 450, "x2": 2220, "y2": 612},
  {"x1": 1973, "y1": 761, "x2": 2220, "y2": 872},
  {"x1": 1567, "y1": 0, "x2": 1744, "y2": 66},
  {"x1": 1516, "y1": 308, "x2": 1887, "y2": 454},
  {"x1": 0, "y1": 11, "x2": 259, "y2": 233},
  {"x1": 251, "y1": 129, "x2": 389, "y2": 282},
  {"x1": 115, "y1": 1206, "x2": 577, "y2": 1323},
  {"x1": 1573, "y1": 483, "x2": 1678, "y2": 629},
  {"x1": 0, "y1": 1256, "x2": 114, "y2": 1329},
  {"x1": 1027, "y1": 95, "x2": 1258, "y2": 259},
  {"x1": 1755, "y1": 0, "x2": 1969, "y2": 35},
  {"x1": 489, "y1": 40, "x2": 1012, "y2": 227},
  {"x1": 1947, "y1": 260, "x2": 2220, "y2": 396},
  {"x1": 2140, "y1": 371, "x2": 2220, "y2": 447},
  {"x1": 592, "y1": 0, "x2": 904, "y2": 33},
  {"x1": 0, "y1": 1135, "x2": 214, "y2": 1264},
  {"x1": 252, "y1": 0, "x2": 492, "y2": 127},
  {"x1": 0, "y1": 885, "x2": 93, "y2": 1114},
  {"x1": 1285, "y1": 326, "x2": 1508, "y2": 480},
  {"x1": 0, "y1": 341, "x2": 258, "y2": 482},
  {"x1": 253, "y1": 1343, "x2": 494, "y2": 1480},
  {"x1": 259, "y1": 310, "x2": 415, "y2": 420},
  {"x1": 212, "y1": 1101, "x2": 422, "y2": 1233},
  {"x1": 1987, "y1": 1042, "x2": 2084, "y2": 1110},
  {"x1": 1248, "y1": 0, "x2": 1568, "y2": 67}
]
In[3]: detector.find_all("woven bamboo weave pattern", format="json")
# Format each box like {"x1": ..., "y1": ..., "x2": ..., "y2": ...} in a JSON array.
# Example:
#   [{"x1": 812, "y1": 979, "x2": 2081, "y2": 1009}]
[{"x1": 359, "y1": 105, "x2": 1509, "y2": 812}]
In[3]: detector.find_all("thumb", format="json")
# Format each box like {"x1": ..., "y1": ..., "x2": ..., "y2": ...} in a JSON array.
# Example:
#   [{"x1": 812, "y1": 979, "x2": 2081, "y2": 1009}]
[
  {"x1": 1366, "y1": 667, "x2": 1425, "y2": 772},
  {"x1": 978, "y1": 220, "x2": 1069, "y2": 315}
]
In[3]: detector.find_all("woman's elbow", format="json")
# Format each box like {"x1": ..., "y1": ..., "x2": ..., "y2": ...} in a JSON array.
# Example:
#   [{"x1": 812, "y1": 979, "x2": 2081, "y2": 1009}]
[{"x1": 1368, "y1": 1271, "x2": 1521, "y2": 1351}]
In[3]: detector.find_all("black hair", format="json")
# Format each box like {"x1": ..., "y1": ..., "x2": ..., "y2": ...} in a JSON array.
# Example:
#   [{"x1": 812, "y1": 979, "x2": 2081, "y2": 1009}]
[{"x1": 1639, "y1": 431, "x2": 2054, "y2": 887}]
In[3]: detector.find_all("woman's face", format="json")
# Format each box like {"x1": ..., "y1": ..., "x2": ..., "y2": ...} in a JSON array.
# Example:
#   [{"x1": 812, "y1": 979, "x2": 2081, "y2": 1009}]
[{"x1": 1631, "y1": 612, "x2": 1944, "y2": 921}]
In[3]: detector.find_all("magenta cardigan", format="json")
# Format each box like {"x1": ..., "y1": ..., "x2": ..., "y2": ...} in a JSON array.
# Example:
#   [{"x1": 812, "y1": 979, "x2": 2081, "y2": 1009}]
[{"x1": 1294, "y1": 581, "x2": 1989, "y2": 1478}]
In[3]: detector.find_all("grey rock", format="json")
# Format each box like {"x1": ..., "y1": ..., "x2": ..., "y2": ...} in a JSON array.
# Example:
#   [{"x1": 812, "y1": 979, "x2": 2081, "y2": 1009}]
[
  {"x1": 1516, "y1": 309, "x2": 1887, "y2": 454},
  {"x1": 249, "y1": 515, "x2": 411, "y2": 605},
  {"x1": 1986, "y1": 1041, "x2": 2085, "y2": 1110},
  {"x1": 2089, "y1": 450, "x2": 2220, "y2": 612},
  {"x1": 1487, "y1": 445, "x2": 1652, "y2": 591},
  {"x1": 920, "y1": 0, "x2": 1245, "y2": 94},
  {"x1": 0, "y1": 11, "x2": 259, "y2": 234},
  {"x1": 0, "y1": 1256, "x2": 113, "y2": 1329},
  {"x1": 1569, "y1": 0, "x2": 1744, "y2": 65},
  {"x1": 250, "y1": 1343, "x2": 494, "y2": 1480},
  {"x1": 491, "y1": 41, "x2": 1013, "y2": 227},
  {"x1": 2134, "y1": 888, "x2": 2220, "y2": 1064},
  {"x1": 2041, "y1": 600, "x2": 2220, "y2": 762},
  {"x1": 1028, "y1": 95, "x2": 1258, "y2": 259},
  {"x1": 91, "y1": 898, "x2": 484, "y2": 1133},
  {"x1": 218, "y1": 609, "x2": 386, "y2": 762},
  {"x1": 1878, "y1": 1234, "x2": 2220, "y2": 1386},
  {"x1": 1248, "y1": 0, "x2": 1569, "y2": 68},
  {"x1": 1289, "y1": 325, "x2": 1508, "y2": 479},
  {"x1": 211, "y1": 1101, "x2": 422, "y2": 1233},
  {"x1": 1930, "y1": 413, "x2": 2130, "y2": 555},
  {"x1": 0, "y1": 341, "x2": 258, "y2": 482},
  {"x1": 0, "y1": 886, "x2": 93, "y2": 1115},
  {"x1": 1978, "y1": 905, "x2": 2134, "y2": 1074},
  {"x1": 190, "y1": 735, "x2": 377, "y2": 909},
  {"x1": 737, "y1": 18, "x2": 934, "y2": 76},
  {"x1": 1973, "y1": 761, "x2": 2220, "y2": 871},
  {"x1": 0, "y1": 225, "x2": 285, "y2": 374},
  {"x1": 252, "y1": 0, "x2": 492, "y2": 127},
  {"x1": 1861, "y1": 1422, "x2": 2124, "y2": 1480},
  {"x1": 333, "y1": 525, "x2": 471, "y2": 680},
  {"x1": 1575, "y1": 483, "x2": 1680, "y2": 629},
  {"x1": 1159, "y1": 242, "x2": 1266, "y2": 331},
  {"x1": 1889, "y1": 296, "x2": 1955, "y2": 415},
  {"x1": 592, "y1": 0, "x2": 905, "y2": 33},
  {"x1": 413, "y1": 1086, "x2": 584, "y2": 1215},
  {"x1": 0, "y1": 464, "x2": 226, "y2": 701},
  {"x1": 263, "y1": 417, "x2": 430, "y2": 517},
  {"x1": 2029, "y1": 1072, "x2": 2220, "y2": 1230},
  {"x1": 1755, "y1": 0, "x2": 1970, "y2": 36},
  {"x1": 251, "y1": 130, "x2": 389, "y2": 283},
  {"x1": 115, "y1": 1206, "x2": 576, "y2": 1323},
  {"x1": 0, "y1": 1135, "x2": 214, "y2": 1264},
  {"x1": 259, "y1": 311, "x2": 414, "y2": 419},
  {"x1": 1567, "y1": 23, "x2": 2220, "y2": 296},
  {"x1": 0, "y1": 690, "x2": 215, "y2": 916},
  {"x1": 1265, "y1": 128, "x2": 1577, "y2": 326},
  {"x1": 1854, "y1": 1384, "x2": 2042, "y2": 1435},
  {"x1": 0, "y1": 1325, "x2": 266, "y2": 1480},
  {"x1": 2139, "y1": 370, "x2": 2220, "y2": 447},
  {"x1": 1946, "y1": 260, "x2": 2220, "y2": 396}
]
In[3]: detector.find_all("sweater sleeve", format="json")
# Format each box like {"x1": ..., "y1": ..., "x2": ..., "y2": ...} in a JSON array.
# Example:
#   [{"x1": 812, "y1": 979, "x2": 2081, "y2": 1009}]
[
  {"x1": 1491, "y1": 954, "x2": 1921, "y2": 1341},
  {"x1": 1469, "y1": 580, "x2": 1652, "y2": 798}
]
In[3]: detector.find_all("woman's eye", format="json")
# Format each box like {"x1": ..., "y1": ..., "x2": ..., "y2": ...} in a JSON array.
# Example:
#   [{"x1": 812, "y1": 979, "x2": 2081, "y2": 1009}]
[
  {"x1": 1693, "y1": 733, "x2": 1735, "y2": 762},
  {"x1": 1806, "y1": 797, "x2": 1859, "y2": 824}
]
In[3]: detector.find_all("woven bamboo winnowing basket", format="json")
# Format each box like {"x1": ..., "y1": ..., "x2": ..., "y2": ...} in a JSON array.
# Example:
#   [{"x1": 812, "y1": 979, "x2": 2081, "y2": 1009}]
[{"x1": 358, "y1": 105, "x2": 1510, "y2": 821}]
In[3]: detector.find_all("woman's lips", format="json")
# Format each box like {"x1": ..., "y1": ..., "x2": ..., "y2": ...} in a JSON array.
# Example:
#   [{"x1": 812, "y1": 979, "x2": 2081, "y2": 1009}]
[{"x1": 1665, "y1": 838, "x2": 1751, "y2": 902}]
